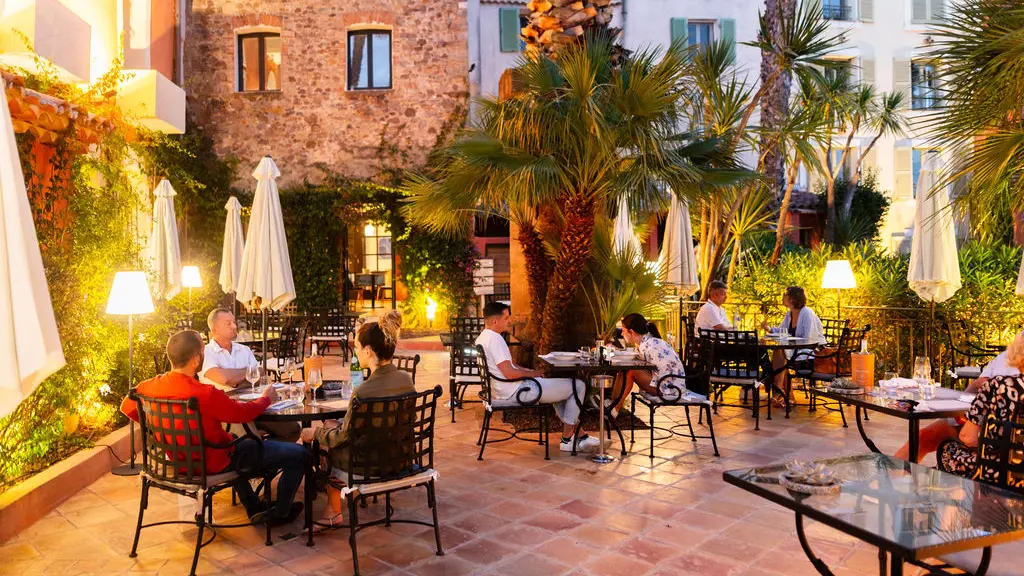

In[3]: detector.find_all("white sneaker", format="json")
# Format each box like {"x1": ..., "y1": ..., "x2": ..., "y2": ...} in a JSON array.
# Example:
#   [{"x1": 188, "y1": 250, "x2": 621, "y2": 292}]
[{"x1": 560, "y1": 434, "x2": 600, "y2": 453}]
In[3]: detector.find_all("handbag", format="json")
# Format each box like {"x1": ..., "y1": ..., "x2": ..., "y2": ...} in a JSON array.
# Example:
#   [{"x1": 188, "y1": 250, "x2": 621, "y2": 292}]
[{"x1": 813, "y1": 347, "x2": 839, "y2": 374}]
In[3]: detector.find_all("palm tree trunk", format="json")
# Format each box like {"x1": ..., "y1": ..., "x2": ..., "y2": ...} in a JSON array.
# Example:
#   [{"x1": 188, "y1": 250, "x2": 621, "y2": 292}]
[
  {"x1": 517, "y1": 219, "x2": 553, "y2": 343},
  {"x1": 840, "y1": 134, "x2": 881, "y2": 220},
  {"x1": 770, "y1": 159, "x2": 801, "y2": 264},
  {"x1": 727, "y1": 237, "x2": 741, "y2": 286},
  {"x1": 538, "y1": 192, "x2": 595, "y2": 354},
  {"x1": 759, "y1": 0, "x2": 798, "y2": 194}
]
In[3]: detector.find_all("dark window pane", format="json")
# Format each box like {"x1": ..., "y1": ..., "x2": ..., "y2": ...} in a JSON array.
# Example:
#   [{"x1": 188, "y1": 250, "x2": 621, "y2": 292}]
[
  {"x1": 264, "y1": 35, "x2": 281, "y2": 90},
  {"x1": 241, "y1": 36, "x2": 260, "y2": 91},
  {"x1": 349, "y1": 33, "x2": 369, "y2": 89},
  {"x1": 371, "y1": 33, "x2": 390, "y2": 88}
]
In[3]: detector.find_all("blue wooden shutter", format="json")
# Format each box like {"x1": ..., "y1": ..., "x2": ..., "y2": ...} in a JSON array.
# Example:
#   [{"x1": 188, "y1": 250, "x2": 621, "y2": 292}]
[
  {"x1": 670, "y1": 18, "x2": 689, "y2": 48},
  {"x1": 720, "y1": 18, "x2": 736, "y2": 63},
  {"x1": 500, "y1": 8, "x2": 520, "y2": 53}
]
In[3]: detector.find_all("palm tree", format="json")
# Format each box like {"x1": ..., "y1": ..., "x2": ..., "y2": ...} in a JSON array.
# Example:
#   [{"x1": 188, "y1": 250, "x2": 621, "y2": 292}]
[
  {"x1": 404, "y1": 34, "x2": 746, "y2": 352},
  {"x1": 759, "y1": 0, "x2": 798, "y2": 195},
  {"x1": 927, "y1": 1, "x2": 1024, "y2": 239},
  {"x1": 839, "y1": 90, "x2": 906, "y2": 220}
]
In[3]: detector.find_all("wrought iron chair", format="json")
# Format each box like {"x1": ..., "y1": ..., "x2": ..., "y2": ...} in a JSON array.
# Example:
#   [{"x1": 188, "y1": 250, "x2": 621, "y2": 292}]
[
  {"x1": 944, "y1": 320, "x2": 1000, "y2": 382},
  {"x1": 448, "y1": 331, "x2": 483, "y2": 422},
  {"x1": 631, "y1": 336, "x2": 719, "y2": 460},
  {"x1": 309, "y1": 309, "x2": 357, "y2": 361},
  {"x1": 474, "y1": 344, "x2": 552, "y2": 460},
  {"x1": 129, "y1": 393, "x2": 275, "y2": 576},
  {"x1": 820, "y1": 317, "x2": 850, "y2": 347},
  {"x1": 449, "y1": 316, "x2": 486, "y2": 337},
  {"x1": 796, "y1": 326, "x2": 870, "y2": 425},
  {"x1": 153, "y1": 351, "x2": 170, "y2": 375},
  {"x1": 325, "y1": 386, "x2": 444, "y2": 576},
  {"x1": 265, "y1": 321, "x2": 306, "y2": 382},
  {"x1": 484, "y1": 283, "x2": 511, "y2": 305},
  {"x1": 362, "y1": 354, "x2": 421, "y2": 385},
  {"x1": 700, "y1": 328, "x2": 765, "y2": 430}
]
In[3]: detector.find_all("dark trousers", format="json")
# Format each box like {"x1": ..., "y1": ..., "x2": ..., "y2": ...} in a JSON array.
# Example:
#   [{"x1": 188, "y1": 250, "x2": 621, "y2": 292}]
[{"x1": 230, "y1": 439, "x2": 309, "y2": 517}]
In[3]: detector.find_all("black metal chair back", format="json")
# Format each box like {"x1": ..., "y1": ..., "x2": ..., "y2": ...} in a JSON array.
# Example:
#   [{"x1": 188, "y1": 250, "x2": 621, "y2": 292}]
[
  {"x1": 976, "y1": 392, "x2": 1024, "y2": 492},
  {"x1": 830, "y1": 326, "x2": 869, "y2": 377},
  {"x1": 820, "y1": 318, "x2": 849, "y2": 347},
  {"x1": 394, "y1": 354, "x2": 421, "y2": 385},
  {"x1": 137, "y1": 394, "x2": 210, "y2": 485},
  {"x1": 450, "y1": 317, "x2": 485, "y2": 339},
  {"x1": 275, "y1": 321, "x2": 306, "y2": 364},
  {"x1": 699, "y1": 329, "x2": 761, "y2": 379},
  {"x1": 154, "y1": 352, "x2": 170, "y2": 375},
  {"x1": 471, "y1": 343, "x2": 495, "y2": 405},
  {"x1": 682, "y1": 335, "x2": 711, "y2": 396},
  {"x1": 312, "y1": 310, "x2": 357, "y2": 339},
  {"x1": 451, "y1": 333, "x2": 481, "y2": 382},
  {"x1": 944, "y1": 320, "x2": 998, "y2": 370},
  {"x1": 345, "y1": 386, "x2": 441, "y2": 484}
]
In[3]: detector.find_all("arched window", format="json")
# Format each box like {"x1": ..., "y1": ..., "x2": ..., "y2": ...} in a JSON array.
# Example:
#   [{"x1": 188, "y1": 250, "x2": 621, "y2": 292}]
[
  {"x1": 237, "y1": 31, "x2": 281, "y2": 92},
  {"x1": 347, "y1": 30, "x2": 391, "y2": 90}
]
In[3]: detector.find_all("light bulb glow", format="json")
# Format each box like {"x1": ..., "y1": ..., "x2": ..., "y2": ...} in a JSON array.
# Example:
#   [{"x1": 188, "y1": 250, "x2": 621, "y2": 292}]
[{"x1": 106, "y1": 271, "x2": 155, "y2": 315}]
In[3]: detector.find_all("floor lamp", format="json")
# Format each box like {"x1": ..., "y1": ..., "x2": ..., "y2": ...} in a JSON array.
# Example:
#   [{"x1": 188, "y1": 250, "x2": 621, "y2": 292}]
[
  {"x1": 821, "y1": 260, "x2": 856, "y2": 318},
  {"x1": 107, "y1": 271, "x2": 155, "y2": 476},
  {"x1": 181, "y1": 265, "x2": 202, "y2": 328}
]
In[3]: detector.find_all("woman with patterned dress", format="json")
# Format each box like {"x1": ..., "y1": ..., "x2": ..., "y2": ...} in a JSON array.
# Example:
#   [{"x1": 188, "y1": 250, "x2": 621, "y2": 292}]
[
  {"x1": 611, "y1": 313, "x2": 706, "y2": 416},
  {"x1": 937, "y1": 329, "x2": 1024, "y2": 485}
]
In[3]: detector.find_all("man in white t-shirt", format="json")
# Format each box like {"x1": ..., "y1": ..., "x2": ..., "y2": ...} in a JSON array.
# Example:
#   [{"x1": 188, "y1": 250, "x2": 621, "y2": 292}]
[
  {"x1": 201, "y1": 308, "x2": 299, "y2": 441},
  {"x1": 474, "y1": 302, "x2": 599, "y2": 453},
  {"x1": 895, "y1": 349, "x2": 1020, "y2": 463},
  {"x1": 694, "y1": 280, "x2": 731, "y2": 333}
]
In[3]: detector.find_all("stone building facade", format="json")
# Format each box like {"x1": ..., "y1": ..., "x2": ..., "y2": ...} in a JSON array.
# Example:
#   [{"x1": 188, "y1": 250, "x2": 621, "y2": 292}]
[{"x1": 184, "y1": 0, "x2": 469, "y2": 186}]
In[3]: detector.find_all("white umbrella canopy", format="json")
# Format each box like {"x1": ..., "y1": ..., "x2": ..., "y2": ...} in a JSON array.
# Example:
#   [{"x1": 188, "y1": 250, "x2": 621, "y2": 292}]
[
  {"x1": 219, "y1": 196, "x2": 244, "y2": 294},
  {"x1": 612, "y1": 195, "x2": 642, "y2": 257},
  {"x1": 658, "y1": 192, "x2": 699, "y2": 296},
  {"x1": 0, "y1": 86, "x2": 65, "y2": 418},
  {"x1": 236, "y1": 156, "x2": 295, "y2": 312},
  {"x1": 145, "y1": 179, "x2": 182, "y2": 301},
  {"x1": 908, "y1": 151, "x2": 962, "y2": 304}
]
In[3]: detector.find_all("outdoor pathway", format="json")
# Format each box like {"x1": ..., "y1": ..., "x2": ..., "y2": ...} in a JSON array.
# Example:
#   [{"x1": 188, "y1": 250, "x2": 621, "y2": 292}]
[{"x1": 1, "y1": 351, "x2": 933, "y2": 575}]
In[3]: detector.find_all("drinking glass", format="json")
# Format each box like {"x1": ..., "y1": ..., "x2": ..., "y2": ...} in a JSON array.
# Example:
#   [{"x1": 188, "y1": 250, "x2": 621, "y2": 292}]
[
  {"x1": 283, "y1": 359, "x2": 294, "y2": 383},
  {"x1": 919, "y1": 379, "x2": 937, "y2": 400},
  {"x1": 308, "y1": 369, "x2": 323, "y2": 406},
  {"x1": 246, "y1": 364, "x2": 261, "y2": 393}
]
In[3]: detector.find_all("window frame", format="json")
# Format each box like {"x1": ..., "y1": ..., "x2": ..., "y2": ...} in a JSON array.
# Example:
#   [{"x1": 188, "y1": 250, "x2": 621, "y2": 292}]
[
  {"x1": 910, "y1": 60, "x2": 941, "y2": 110},
  {"x1": 236, "y1": 31, "x2": 281, "y2": 93},
  {"x1": 822, "y1": 0, "x2": 854, "y2": 21},
  {"x1": 347, "y1": 29, "x2": 393, "y2": 91},
  {"x1": 687, "y1": 20, "x2": 715, "y2": 52}
]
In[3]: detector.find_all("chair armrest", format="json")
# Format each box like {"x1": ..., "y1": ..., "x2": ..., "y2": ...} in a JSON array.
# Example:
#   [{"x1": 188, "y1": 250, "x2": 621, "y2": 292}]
[
  {"x1": 487, "y1": 374, "x2": 544, "y2": 406},
  {"x1": 207, "y1": 427, "x2": 265, "y2": 476},
  {"x1": 655, "y1": 372, "x2": 706, "y2": 402}
]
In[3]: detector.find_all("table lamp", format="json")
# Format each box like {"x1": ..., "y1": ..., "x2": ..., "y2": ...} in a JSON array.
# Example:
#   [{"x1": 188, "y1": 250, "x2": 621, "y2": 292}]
[
  {"x1": 107, "y1": 271, "x2": 155, "y2": 476},
  {"x1": 821, "y1": 260, "x2": 856, "y2": 318},
  {"x1": 181, "y1": 265, "x2": 202, "y2": 327}
]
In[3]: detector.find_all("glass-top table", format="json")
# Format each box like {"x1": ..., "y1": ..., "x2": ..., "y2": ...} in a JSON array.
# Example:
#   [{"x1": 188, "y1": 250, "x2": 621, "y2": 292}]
[{"x1": 723, "y1": 453, "x2": 1024, "y2": 575}]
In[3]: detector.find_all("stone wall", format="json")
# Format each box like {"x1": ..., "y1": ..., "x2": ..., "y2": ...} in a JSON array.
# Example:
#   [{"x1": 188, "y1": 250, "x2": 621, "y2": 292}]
[{"x1": 184, "y1": 0, "x2": 469, "y2": 186}]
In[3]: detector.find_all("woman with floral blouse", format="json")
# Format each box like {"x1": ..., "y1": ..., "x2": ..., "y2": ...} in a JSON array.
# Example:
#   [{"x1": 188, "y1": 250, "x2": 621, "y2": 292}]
[{"x1": 937, "y1": 329, "x2": 1024, "y2": 488}]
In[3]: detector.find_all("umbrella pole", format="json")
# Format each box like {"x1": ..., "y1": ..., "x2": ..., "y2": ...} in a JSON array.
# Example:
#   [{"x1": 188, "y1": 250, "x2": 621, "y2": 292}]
[{"x1": 262, "y1": 308, "x2": 268, "y2": 374}]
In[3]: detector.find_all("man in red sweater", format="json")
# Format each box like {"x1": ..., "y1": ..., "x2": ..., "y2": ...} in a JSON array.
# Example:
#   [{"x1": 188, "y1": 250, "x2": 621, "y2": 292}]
[{"x1": 122, "y1": 330, "x2": 308, "y2": 525}]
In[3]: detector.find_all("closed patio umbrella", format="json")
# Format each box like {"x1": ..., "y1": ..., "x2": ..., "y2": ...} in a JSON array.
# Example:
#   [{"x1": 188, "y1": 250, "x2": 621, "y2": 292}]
[
  {"x1": 236, "y1": 156, "x2": 295, "y2": 368},
  {"x1": 908, "y1": 151, "x2": 962, "y2": 304},
  {"x1": 145, "y1": 179, "x2": 182, "y2": 301},
  {"x1": 0, "y1": 86, "x2": 65, "y2": 418},
  {"x1": 658, "y1": 192, "x2": 699, "y2": 296},
  {"x1": 612, "y1": 195, "x2": 642, "y2": 257},
  {"x1": 219, "y1": 196, "x2": 244, "y2": 295}
]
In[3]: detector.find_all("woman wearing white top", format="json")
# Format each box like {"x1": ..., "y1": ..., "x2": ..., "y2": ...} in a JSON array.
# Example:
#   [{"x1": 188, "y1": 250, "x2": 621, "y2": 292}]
[{"x1": 762, "y1": 286, "x2": 825, "y2": 408}]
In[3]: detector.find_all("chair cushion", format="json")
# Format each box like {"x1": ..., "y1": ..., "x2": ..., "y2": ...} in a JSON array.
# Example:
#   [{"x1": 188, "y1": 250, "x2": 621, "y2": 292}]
[
  {"x1": 806, "y1": 372, "x2": 838, "y2": 381},
  {"x1": 955, "y1": 366, "x2": 982, "y2": 379},
  {"x1": 144, "y1": 469, "x2": 239, "y2": 492},
  {"x1": 453, "y1": 374, "x2": 480, "y2": 384},
  {"x1": 639, "y1": 391, "x2": 710, "y2": 405},
  {"x1": 938, "y1": 540, "x2": 1024, "y2": 576},
  {"x1": 712, "y1": 368, "x2": 759, "y2": 379},
  {"x1": 331, "y1": 469, "x2": 439, "y2": 497},
  {"x1": 310, "y1": 335, "x2": 346, "y2": 341}
]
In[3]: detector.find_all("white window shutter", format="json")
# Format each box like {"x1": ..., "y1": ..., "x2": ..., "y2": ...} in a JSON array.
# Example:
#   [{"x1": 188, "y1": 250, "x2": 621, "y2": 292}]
[
  {"x1": 859, "y1": 0, "x2": 874, "y2": 22},
  {"x1": 911, "y1": 0, "x2": 927, "y2": 23},
  {"x1": 859, "y1": 57, "x2": 875, "y2": 85},
  {"x1": 928, "y1": 0, "x2": 945, "y2": 22},
  {"x1": 861, "y1": 147, "x2": 877, "y2": 176},
  {"x1": 893, "y1": 59, "x2": 911, "y2": 108},
  {"x1": 895, "y1": 148, "x2": 913, "y2": 198}
]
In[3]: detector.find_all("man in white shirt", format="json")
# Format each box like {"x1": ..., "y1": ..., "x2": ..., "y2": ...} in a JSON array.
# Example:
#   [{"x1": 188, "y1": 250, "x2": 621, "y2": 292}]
[
  {"x1": 474, "y1": 302, "x2": 599, "y2": 453},
  {"x1": 694, "y1": 280, "x2": 732, "y2": 333},
  {"x1": 895, "y1": 349, "x2": 1020, "y2": 463},
  {"x1": 201, "y1": 308, "x2": 299, "y2": 441}
]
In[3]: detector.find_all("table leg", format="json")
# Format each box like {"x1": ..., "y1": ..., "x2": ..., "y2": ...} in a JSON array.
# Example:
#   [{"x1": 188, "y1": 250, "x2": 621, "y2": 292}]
[
  {"x1": 855, "y1": 407, "x2": 881, "y2": 453},
  {"x1": 976, "y1": 546, "x2": 992, "y2": 576},
  {"x1": 304, "y1": 439, "x2": 317, "y2": 546},
  {"x1": 570, "y1": 371, "x2": 585, "y2": 457},
  {"x1": 795, "y1": 512, "x2": 836, "y2": 576},
  {"x1": 878, "y1": 548, "x2": 886, "y2": 575},
  {"x1": 888, "y1": 552, "x2": 903, "y2": 576},
  {"x1": 908, "y1": 419, "x2": 920, "y2": 464}
]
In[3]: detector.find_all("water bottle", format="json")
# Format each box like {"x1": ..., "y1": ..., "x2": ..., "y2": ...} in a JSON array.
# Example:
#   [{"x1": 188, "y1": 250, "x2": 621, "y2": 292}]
[
  {"x1": 350, "y1": 353, "x2": 364, "y2": 389},
  {"x1": 733, "y1": 313, "x2": 741, "y2": 330}
]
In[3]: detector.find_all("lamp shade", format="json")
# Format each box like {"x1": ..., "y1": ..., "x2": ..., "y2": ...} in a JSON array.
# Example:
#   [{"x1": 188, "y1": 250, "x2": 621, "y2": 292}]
[
  {"x1": 822, "y1": 260, "x2": 856, "y2": 289},
  {"x1": 106, "y1": 271, "x2": 155, "y2": 315},
  {"x1": 181, "y1": 265, "x2": 202, "y2": 288}
]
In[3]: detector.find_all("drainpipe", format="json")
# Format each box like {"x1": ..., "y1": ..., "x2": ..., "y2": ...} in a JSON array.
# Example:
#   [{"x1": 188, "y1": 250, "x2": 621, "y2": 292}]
[
  {"x1": 620, "y1": 0, "x2": 627, "y2": 46},
  {"x1": 177, "y1": 0, "x2": 187, "y2": 85}
]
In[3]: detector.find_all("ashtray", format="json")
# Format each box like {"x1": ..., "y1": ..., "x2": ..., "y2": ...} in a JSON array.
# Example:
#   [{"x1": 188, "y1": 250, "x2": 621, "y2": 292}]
[
  {"x1": 781, "y1": 461, "x2": 841, "y2": 495},
  {"x1": 827, "y1": 386, "x2": 864, "y2": 395}
]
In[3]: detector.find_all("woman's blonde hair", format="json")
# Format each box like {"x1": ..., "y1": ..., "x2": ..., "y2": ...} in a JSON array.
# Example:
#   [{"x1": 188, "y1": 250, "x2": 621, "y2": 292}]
[{"x1": 1006, "y1": 329, "x2": 1024, "y2": 372}]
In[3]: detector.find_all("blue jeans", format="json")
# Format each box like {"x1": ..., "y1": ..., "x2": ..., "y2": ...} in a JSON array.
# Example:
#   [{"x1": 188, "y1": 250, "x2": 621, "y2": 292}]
[{"x1": 230, "y1": 439, "x2": 309, "y2": 517}]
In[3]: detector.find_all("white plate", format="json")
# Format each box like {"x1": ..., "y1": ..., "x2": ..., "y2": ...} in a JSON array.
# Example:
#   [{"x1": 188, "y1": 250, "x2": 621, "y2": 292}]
[
  {"x1": 547, "y1": 352, "x2": 579, "y2": 359},
  {"x1": 237, "y1": 392, "x2": 262, "y2": 401}
]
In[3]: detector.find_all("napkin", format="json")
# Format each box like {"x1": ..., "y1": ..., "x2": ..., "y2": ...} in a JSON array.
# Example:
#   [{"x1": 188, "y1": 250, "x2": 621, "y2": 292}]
[
  {"x1": 958, "y1": 395, "x2": 975, "y2": 403},
  {"x1": 267, "y1": 399, "x2": 301, "y2": 411},
  {"x1": 879, "y1": 377, "x2": 918, "y2": 389}
]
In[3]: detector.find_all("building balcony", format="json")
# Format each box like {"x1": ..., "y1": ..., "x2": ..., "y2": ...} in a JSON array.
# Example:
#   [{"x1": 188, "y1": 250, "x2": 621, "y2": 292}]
[
  {"x1": 0, "y1": 0, "x2": 91, "y2": 82},
  {"x1": 116, "y1": 69, "x2": 186, "y2": 134}
]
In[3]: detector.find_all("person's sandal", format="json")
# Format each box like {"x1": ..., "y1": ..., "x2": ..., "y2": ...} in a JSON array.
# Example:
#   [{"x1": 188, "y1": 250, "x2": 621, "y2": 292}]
[{"x1": 312, "y1": 511, "x2": 345, "y2": 534}]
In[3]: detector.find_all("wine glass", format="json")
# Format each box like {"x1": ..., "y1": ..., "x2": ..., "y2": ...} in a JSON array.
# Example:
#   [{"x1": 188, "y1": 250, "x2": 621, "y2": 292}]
[
  {"x1": 308, "y1": 369, "x2": 323, "y2": 406},
  {"x1": 246, "y1": 364, "x2": 261, "y2": 393},
  {"x1": 283, "y1": 359, "x2": 295, "y2": 383}
]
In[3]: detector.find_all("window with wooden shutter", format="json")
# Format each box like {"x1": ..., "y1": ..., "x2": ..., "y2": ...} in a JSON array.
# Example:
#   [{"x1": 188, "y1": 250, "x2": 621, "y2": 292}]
[
  {"x1": 499, "y1": 8, "x2": 520, "y2": 53},
  {"x1": 720, "y1": 19, "x2": 736, "y2": 63},
  {"x1": 895, "y1": 148, "x2": 913, "y2": 198},
  {"x1": 893, "y1": 59, "x2": 911, "y2": 108},
  {"x1": 911, "y1": 0, "x2": 927, "y2": 23},
  {"x1": 670, "y1": 18, "x2": 689, "y2": 47},
  {"x1": 928, "y1": 0, "x2": 945, "y2": 22},
  {"x1": 859, "y1": 0, "x2": 874, "y2": 22},
  {"x1": 859, "y1": 57, "x2": 875, "y2": 85}
]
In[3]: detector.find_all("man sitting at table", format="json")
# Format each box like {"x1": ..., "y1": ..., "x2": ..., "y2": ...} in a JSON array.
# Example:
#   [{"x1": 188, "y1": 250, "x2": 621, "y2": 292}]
[
  {"x1": 475, "y1": 302, "x2": 599, "y2": 452},
  {"x1": 200, "y1": 308, "x2": 299, "y2": 442},
  {"x1": 121, "y1": 330, "x2": 308, "y2": 526},
  {"x1": 694, "y1": 280, "x2": 732, "y2": 333},
  {"x1": 895, "y1": 347, "x2": 1020, "y2": 463}
]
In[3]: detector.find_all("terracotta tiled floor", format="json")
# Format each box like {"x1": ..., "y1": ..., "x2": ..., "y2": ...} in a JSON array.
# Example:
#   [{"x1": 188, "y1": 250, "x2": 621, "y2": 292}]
[{"x1": 1, "y1": 351, "x2": 936, "y2": 575}]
